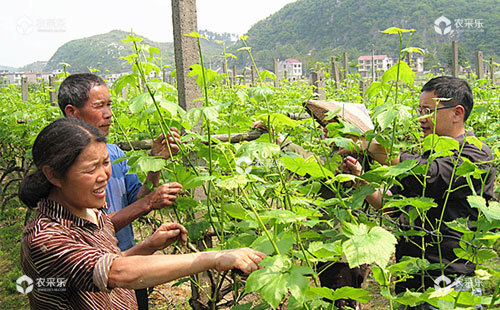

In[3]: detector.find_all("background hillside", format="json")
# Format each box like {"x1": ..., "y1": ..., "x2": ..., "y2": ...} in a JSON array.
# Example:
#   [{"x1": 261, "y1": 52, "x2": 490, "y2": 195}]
[
  {"x1": 8, "y1": 0, "x2": 499, "y2": 75},
  {"x1": 230, "y1": 0, "x2": 499, "y2": 72},
  {"x1": 0, "y1": 65, "x2": 18, "y2": 72},
  {"x1": 43, "y1": 30, "x2": 230, "y2": 74}
]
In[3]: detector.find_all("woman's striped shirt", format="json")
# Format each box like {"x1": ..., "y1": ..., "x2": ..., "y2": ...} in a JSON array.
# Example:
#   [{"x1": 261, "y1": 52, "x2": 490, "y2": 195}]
[{"x1": 21, "y1": 199, "x2": 137, "y2": 309}]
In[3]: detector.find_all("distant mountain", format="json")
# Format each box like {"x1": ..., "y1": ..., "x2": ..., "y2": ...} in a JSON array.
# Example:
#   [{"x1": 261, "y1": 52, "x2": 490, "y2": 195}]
[
  {"x1": 231, "y1": 0, "x2": 500, "y2": 72},
  {"x1": 0, "y1": 65, "x2": 18, "y2": 72},
  {"x1": 43, "y1": 29, "x2": 233, "y2": 74},
  {"x1": 20, "y1": 61, "x2": 48, "y2": 73},
  {"x1": 43, "y1": 30, "x2": 173, "y2": 73}
]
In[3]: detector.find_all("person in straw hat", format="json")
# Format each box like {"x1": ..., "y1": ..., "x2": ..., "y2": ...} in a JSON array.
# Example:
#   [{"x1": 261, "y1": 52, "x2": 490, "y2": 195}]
[{"x1": 252, "y1": 99, "x2": 373, "y2": 310}]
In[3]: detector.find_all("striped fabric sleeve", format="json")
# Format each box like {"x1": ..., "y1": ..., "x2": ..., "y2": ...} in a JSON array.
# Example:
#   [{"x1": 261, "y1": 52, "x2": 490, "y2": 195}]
[
  {"x1": 93, "y1": 253, "x2": 120, "y2": 292},
  {"x1": 29, "y1": 222, "x2": 112, "y2": 292}
]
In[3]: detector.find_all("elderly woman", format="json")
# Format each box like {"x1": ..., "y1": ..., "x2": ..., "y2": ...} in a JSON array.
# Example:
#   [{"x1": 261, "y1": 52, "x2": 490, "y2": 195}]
[{"x1": 19, "y1": 118, "x2": 265, "y2": 309}]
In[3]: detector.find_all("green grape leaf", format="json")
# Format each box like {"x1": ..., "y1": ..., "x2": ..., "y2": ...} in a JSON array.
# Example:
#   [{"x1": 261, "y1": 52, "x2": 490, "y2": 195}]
[
  {"x1": 381, "y1": 61, "x2": 415, "y2": 85},
  {"x1": 216, "y1": 175, "x2": 248, "y2": 190},
  {"x1": 342, "y1": 223, "x2": 397, "y2": 268},
  {"x1": 468, "y1": 196, "x2": 500, "y2": 222}
]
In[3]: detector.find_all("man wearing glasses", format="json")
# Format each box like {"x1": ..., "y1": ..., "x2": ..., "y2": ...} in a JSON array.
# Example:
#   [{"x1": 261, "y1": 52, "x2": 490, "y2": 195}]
[{"x1": 344, "y1": 76, "x2": 494, "y2": 309}]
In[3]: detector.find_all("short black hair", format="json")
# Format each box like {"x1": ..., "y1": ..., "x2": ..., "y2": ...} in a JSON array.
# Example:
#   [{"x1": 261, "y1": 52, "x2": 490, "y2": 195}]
[
  {"x1": 421, "y1": 76, "x2": 474, "y2": 121},
  {"x1": 18, "y1": 118, "x2": 106, "y2": 209},
  {"x1": 58, "y1": 73, "x2": 105, "y2": 116}
]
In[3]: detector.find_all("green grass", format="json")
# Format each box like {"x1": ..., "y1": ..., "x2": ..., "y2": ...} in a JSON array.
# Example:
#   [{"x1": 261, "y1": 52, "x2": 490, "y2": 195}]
[{"x1": 0, "y1": 201, "x2": 30, "y2": 309}]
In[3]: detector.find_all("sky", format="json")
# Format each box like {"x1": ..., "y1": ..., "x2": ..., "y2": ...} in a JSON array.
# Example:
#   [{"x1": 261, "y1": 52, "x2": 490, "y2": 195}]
[{"x1": 0, "y1": 0, "x2": 297, "y2": 68}]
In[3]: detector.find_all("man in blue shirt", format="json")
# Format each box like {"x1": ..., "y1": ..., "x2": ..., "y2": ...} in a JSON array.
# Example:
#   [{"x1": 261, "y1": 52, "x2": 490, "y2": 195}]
[{"x1": 58, "y1": 73, "x2": 182, "y2": 309}]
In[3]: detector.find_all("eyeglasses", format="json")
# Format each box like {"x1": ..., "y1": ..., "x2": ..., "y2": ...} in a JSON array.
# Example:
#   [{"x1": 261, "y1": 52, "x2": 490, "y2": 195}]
[{"x1": 416, "y1": 105, "x2": 458, "y2": 116}]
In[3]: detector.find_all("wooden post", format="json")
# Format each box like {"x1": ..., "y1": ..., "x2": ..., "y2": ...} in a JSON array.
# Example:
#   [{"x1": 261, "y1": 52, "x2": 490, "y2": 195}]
[
  {"x1": 343, "y1": 52, "x2": 349, "y2": 80},
  {"x1": 222, "y1": 62, "x2": 227, "y2": 76},
  {"x1": 312, "y1": 71, "x2": 326, "y2": 100},
  {"x1": 172, "y1": 2, "x2": 211, "y2": 307},
  {"x1": 232, "y1": 64, "x2": 237, "y2": 85},
  {"x1": 48, "y1": 75, "x2": 57, "y2": 106},
  {"x1": 371, "y1": 45, "x2": 375, "y2": 82},
  {"x1": 21, "y1": 77, "x2": 28, "y2": 102},
  {"x1": 251, "y1": 66, "x2": 257, "y2": 86},
  {"x1": 172, "y1": 0, "x2": 202, "y2": 112},
  {"x1": 242, "y1": 67, "x2": 247, "y2": 85},
  {"x1": 452, "y1": 41, "x2": 459, "y2": 78},
  {"x1": 490, "y1": 57, "x2": 495, "y2": 84},
  {"x1": 222, "y1": 60, "x2": 229, "y2": 86},
  {"x1": 273, "y1": 58, "x2": 279, "y2": 87},
  {"x1": 331, "y1": 57, "x2": 340, "y2": 89},
  {"x1": 359, "y1": 80, "x2": 370, "y2": 97},
  {"x1": 475, "y1": 51, "x2": 484, "y2": 79},
  {"x1": 406, "y1": 52, "x2": 411, "y2": 67}
]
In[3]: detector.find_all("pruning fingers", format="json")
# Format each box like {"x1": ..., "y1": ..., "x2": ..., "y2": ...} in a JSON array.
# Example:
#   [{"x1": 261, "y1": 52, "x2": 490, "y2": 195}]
[
  {"x1": 343, "y1": 156, "x2": 363, "y2": 176},
  {"x1": 151, "y1": 127, "x2": 181, "y2": 159},
  {"x1": 214, "y1": 248, "x2": 266, "y2": 274},
  {"x1": 251, "y1": 121, "x2": 267, "y2": 132},
  {"x1": 149, "y1": 182, "x2": 183, "y2": 210},
  {"x1": 146, "y1": 222, "x2": 188, "y2": 251}
]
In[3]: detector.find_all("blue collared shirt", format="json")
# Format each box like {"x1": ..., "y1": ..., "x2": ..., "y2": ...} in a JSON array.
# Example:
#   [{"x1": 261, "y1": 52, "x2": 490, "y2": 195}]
[{"x1": 105, "y1": 144, "x2": 142, "y2": 251}]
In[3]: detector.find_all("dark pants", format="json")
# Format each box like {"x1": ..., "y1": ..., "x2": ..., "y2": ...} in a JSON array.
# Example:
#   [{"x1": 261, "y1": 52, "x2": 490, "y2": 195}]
[
  {"x1": 318, "y1": 262, "x2": 366, "y2": 309},
  {"x1": 135, "y1": 288, "x2": 149, "y2": 310}
]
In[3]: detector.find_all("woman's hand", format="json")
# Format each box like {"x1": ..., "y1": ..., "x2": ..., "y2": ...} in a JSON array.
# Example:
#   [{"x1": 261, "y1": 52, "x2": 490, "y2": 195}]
[
  {"x1": 213, "y1": 248, "x2": 266, "y2": 274},
  {"x1": 144, "y1": 223, "x2": 188, "y2": 252}
]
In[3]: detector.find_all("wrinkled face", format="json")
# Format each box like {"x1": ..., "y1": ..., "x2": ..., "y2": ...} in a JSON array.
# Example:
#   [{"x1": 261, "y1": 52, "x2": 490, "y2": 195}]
[
  {"x1": 56, "y1": 141, "x2": 111, "y2": 212},
  {"x1": 418, "y1": 91, "x2": 457, "y2": 137},
  {"x1": 73, "y1": 85, "x2": 112, "y2": 135}
]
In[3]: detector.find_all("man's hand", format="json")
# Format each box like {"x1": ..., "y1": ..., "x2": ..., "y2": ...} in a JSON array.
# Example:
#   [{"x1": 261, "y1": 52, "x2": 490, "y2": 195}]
[
  {"x1": 251, "y1": 121, "x2": 285, "y2": 144},
  {"x1": 251, "y1": 121, "x2": 268, "y2": 132},
  {"x1": 143, "y1": 223, "x2": 188, "y2": 252},
  {"x1": 338, "y1": 137, "x2": 368, "y2": 157},
  {"x1": 339, "y1": 138, "x2": 399, "y2": 166},
  {"x1": 343, "y1": 156, "x2": 363, "y2": 177},
  {"x1": 151, "y1": 127, "x2": 181, "y2": 159},
  {"x1": 147, "y1": 182, "x2": 183, "y2": 211}
]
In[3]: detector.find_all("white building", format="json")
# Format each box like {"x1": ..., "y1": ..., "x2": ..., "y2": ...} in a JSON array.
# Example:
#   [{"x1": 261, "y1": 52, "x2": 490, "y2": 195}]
[
  {"x1": 358, "y1": 55, "x2": 393, "y2": 78},
  {"x1": 0, "y1": 70, "x2": 57, "y2": 85},
  {"x1": 407, "y1": 55, "x2": 424, "y2": 74},
  {"x1": 277, "y1": 59, "x2": 303, "y2": 81},
  {"x1": 106, "y1": 72, "x2": 129, "y2": 85}
]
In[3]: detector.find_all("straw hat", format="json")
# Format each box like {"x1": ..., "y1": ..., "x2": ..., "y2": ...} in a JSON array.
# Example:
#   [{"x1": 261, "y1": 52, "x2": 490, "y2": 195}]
[{"x1": 304, "y1": 100, "x2": 374, "y2": 132}]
